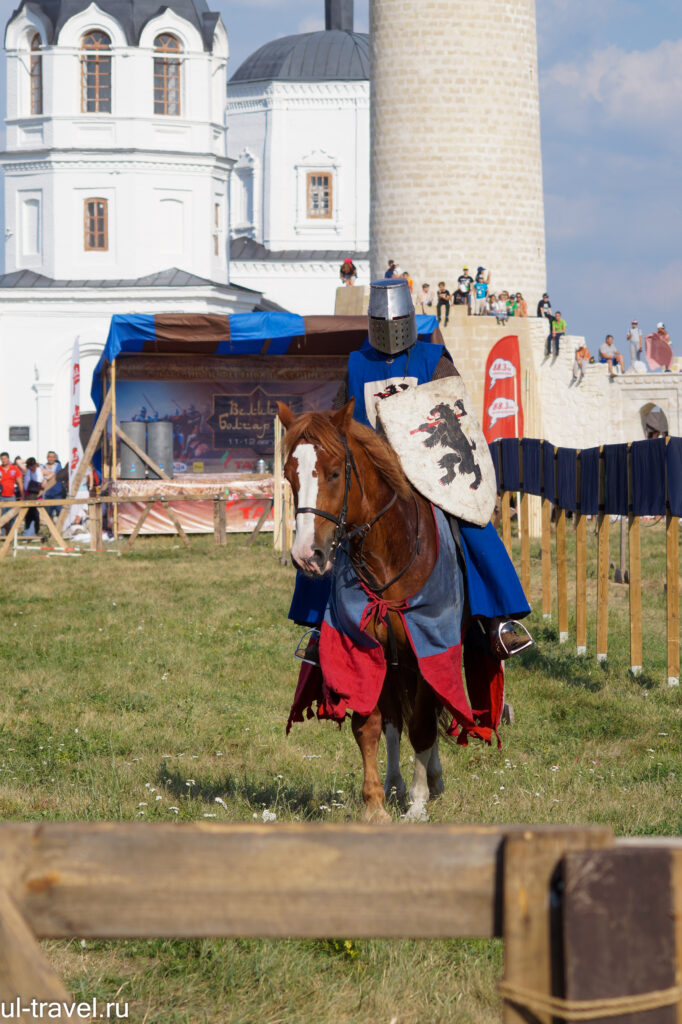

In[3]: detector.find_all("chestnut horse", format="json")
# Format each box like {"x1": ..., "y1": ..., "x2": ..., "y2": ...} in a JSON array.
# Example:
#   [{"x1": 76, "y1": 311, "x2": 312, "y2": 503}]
[{"x1": 278, "y1": 399, "x2": 492, "y2": 822}]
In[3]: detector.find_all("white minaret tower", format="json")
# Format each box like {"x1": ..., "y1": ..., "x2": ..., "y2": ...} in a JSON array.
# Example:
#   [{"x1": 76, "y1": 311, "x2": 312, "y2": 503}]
[{"x1": 370, "y1": 0, "x2": 546, "y2": 304}]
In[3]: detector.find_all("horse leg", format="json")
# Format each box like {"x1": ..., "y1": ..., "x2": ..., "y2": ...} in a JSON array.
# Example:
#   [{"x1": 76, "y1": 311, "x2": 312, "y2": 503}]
[
  {"x1": 352, "y1": 707, "x2": 390, "y2": 823},
  {"x1": 427, "y1": 740, "x2": 445, "y2": 799},
  {"x1": 405, "y1": 678, "x2": 440, "y2": 821},
  {"x1": 383, "y1": 721, "x2": 407, "y2": 807}
]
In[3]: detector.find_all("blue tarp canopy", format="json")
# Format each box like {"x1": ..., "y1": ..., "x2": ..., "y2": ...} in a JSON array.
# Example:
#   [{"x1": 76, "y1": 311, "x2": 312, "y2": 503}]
[{"x1": 91, "y1": 311, "x2": 441, "y2": 411}]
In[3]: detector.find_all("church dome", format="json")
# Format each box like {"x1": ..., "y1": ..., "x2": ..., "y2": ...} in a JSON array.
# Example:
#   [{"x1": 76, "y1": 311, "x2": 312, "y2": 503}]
[{"x1": 230, "y1": 28, "x2": 369, "y2": 84}]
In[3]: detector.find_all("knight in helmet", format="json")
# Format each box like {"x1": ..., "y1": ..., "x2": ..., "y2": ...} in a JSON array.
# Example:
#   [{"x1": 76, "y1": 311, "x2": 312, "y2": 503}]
[{"x1": 289, "y1": 278, "x2": 531, "y2": 661}]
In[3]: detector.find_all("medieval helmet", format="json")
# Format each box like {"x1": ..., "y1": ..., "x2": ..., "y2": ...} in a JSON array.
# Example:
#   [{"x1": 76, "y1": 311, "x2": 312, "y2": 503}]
[{"x1": 368, "y1": 279, "x2": 417, "y2": 356}]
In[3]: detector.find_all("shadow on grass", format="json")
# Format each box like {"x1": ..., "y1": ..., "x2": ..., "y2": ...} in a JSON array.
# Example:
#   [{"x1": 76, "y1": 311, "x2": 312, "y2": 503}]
[
  {"x1": 157, "y1": 764, "x2": 346, "y2": 819},
  {"x1": 520, "y1": 626, "x2": 606, "y2": 692}
]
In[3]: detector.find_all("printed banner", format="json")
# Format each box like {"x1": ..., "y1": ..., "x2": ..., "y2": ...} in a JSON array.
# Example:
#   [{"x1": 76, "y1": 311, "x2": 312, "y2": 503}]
[
  {"x1": 115, "y1": 358, "x2": 343, "y2": 475},
  {"x1": 69, "y1": 339, "x2": 84, "y2": 487},
  {"x1": 483, "y1": 335, "x2": 524, "y2": 442}
]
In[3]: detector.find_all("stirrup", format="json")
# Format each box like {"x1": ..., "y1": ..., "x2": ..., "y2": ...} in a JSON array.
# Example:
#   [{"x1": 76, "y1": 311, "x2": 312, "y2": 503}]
[
  {"x1": 294, "y1": 628, "x2": 321, "y2": 666},
  {"x1": 491, "y1": 620, "x2": 533, "y2": 660}
]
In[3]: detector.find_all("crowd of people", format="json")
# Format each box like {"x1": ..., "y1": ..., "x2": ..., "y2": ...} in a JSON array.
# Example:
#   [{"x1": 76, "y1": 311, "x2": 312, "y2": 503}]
[
  {"x1": 570, "y1": 321, "x2": 673, "y2": 385},
  {"x1": 0, "y1": 451, "x2": 99, "y2": 539},
  {"x1": 383, "y1": 262, "x2": 529, "y2": 326}
]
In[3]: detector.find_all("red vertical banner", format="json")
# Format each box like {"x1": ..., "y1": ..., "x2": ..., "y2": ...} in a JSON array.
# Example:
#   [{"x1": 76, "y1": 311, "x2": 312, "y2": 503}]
[{"x1": 483, "y1": 335, "x2": 524, "y2": 442}]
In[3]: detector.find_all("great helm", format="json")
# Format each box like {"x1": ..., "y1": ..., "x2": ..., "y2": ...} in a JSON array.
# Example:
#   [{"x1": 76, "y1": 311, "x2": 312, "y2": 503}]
[{"x1": 368, "y1": 279, "x2": 418, "y2": 356}]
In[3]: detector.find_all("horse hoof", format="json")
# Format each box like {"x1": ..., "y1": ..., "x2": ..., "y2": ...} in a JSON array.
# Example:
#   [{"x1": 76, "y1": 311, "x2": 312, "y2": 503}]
[
  {"x1": 364, "y1": 805, "x2": 391, "y2": 824},
  {"x1": 403, "y1": 803, "x2": 428, "y2": 822}
]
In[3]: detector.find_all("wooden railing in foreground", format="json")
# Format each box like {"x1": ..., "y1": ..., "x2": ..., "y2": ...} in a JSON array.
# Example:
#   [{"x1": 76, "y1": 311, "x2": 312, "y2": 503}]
[{"x1": 0, "y1": 823, "x2": 680, "y2": 1023}]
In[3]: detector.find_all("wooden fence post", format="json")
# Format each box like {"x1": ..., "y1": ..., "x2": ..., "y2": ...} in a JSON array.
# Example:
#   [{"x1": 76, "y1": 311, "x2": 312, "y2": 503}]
[
  {"x1": 575, "y1": 452, "x2": 587, "y2": 655},
  {"x1": 554, "y1": 448, "x2": 568, "y2": 643},
  {"x1": 666, "y1": 511, "x2": 679, "y2": 687},
  {"x1": 213, "y1": 496, "x2": 227, "y2": 546},
  {"x1": 627, "y1": 446, "x2": 642, "y2": 675},
  {"x1": 596, "y1": 448, "x2": 609, "y2": 662},
  {"x1": 541, "y1": 443, "x2": 552, "y2": 620},
  {"x1": 519, "y1": 443, "x2": 531, "y2": 603}
]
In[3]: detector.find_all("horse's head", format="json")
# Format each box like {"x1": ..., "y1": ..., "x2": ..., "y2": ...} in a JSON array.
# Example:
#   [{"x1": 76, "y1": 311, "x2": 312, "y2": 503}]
[{"x1": 277, "y1": 400, "x2": 357, "y2": 577}]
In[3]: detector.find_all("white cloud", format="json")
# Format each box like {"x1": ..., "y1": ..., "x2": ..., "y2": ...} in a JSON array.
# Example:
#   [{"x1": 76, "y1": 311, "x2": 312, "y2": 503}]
[
  {"x1": 298, "y1": 15, "x2": 324, "y2": 33},
  {"x1": 544, "y1": 38, "x2": 682, "y2": 125}
]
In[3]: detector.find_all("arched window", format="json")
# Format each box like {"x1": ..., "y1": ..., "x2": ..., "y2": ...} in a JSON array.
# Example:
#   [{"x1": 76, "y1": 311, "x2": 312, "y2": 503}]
[
  {"x1": 154, "y1": 34, "x2": 181, "y2": 116},
  {"x1": 84, "y1": 198, "x2": 108, "y2": 250},
  {"x1": 81, "y1": 31, "x2": 111, "y2": 113},
  {"x1": 30, "y1": 34, "x2": 43, "y2": 115}
]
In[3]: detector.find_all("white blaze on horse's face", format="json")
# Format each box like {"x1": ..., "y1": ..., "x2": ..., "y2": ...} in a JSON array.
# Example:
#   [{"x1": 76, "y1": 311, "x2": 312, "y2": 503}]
[{"x1": 291, "y1": 443, "x2": 323, "y2": 573}]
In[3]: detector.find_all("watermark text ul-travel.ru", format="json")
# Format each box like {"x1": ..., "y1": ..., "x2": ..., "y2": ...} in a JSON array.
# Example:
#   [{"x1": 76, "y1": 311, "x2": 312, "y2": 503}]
[{"x1": 0, "y1": 998, "x2": 129, "y2": 1019}]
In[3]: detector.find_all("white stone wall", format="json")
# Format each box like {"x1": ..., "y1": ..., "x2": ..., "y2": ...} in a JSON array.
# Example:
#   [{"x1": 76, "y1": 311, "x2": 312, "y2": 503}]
[
  {"x1": 230, "y1": 258, "x2": 370, "y2": 315},
  {"x1": 370, "y1": 0, "x2": 546, "y2": 307},
  {"x1": 227, "y1": 80, "x2": 369, "y2": 252},
  {"x1": 0, "y1": 282, "x2": 256, "y2": 461},
  {"x1": 1, "y1": 3, "x2": 230, "y2": 281}
]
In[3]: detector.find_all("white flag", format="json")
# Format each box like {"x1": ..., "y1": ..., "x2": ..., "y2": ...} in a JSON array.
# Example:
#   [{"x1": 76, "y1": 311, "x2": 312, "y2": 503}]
[{"x1": 68, "y1": 339, "x2": 83, "y2": 490}]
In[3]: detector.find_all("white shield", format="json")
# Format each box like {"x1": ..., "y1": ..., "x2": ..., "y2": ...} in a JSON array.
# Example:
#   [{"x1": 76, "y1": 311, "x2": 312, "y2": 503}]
[{"x1": 375, "y1": 377, "x2": 497, "y2": 526}]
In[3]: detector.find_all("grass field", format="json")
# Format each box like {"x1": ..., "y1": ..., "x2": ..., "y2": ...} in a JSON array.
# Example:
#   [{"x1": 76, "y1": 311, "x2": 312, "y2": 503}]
[{"x1": 0, "y1": 520, "x2": 679, "y2": 1023}]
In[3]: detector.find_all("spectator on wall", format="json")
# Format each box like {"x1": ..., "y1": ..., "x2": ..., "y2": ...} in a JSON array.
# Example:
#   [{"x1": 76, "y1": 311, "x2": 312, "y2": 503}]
[
  {"x1": 515, "y1": 293, "x2": 528, "y2": 317},
  {"x1": 599, "y1": 334, "x2": 625, "y2": 377},
  {"x1": 339, "y1": 258, "x2": 357, "y2": 286},
  {"x1": 384, "y1": 260, "x2": 396, "y2": 279},
  {"x1": 436, "y1": 281, "x2": 451, "y2": 326},
  {"x1": 549, "y1": 310, "x2": 566, "y2": 357},
  {"x1": 572, "y1": 342, "x2": 591, "y2": 385},
  {"x1": 627, "y1": 320, "x2": 643, "y2": 366},
  {"x1": 416, "y1": 283, "x2": 434, "y2": 312},
  {"x1": 454, "y1": 266, "x2": 474, "y2": 312},
  {"x1": 472, "y1": 271, "x2": 489, "y2": 315}
]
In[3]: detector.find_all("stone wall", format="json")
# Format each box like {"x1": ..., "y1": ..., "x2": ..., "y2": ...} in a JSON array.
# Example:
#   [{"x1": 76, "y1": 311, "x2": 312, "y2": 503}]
[{"x1": 370, "y1": 0, "x2": 546, "y2": 309}]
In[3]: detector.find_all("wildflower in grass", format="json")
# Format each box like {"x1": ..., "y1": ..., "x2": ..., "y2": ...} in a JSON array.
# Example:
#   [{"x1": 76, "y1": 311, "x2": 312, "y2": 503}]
[
  {"x1": 319, "y1": 805, "x2": 331, "y2": 812},
  {"x1": 138, "y1": 802, "x2": 147, "y2": 807},
  {"x1": 203, "y1": 813, "x2": 217, "y2": 818},
  {"x1": 185, "y1": 779, "x2": 196, "y2": 787},
  {"x1": 214, "y1": 797, "x2": 227, "y2": 809},
  {"x1": 262, "y1": 809, "x2": 276, "y2": 822},
  {"x1": 169, "y1": 807, "x2": 179, "y2": 814},
  {"x1": 551, "y1": 765, "x2": 560, "y2": 771}
]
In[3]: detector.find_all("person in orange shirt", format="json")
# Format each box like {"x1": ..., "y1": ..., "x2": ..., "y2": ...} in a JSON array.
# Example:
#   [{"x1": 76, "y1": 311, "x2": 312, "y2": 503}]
[
  {"x1": 573, "y1": 343, "x2": 591, "y2": 385},
  {"x1": 0, "y1": 451, "x2": 24, "y2": 536}
]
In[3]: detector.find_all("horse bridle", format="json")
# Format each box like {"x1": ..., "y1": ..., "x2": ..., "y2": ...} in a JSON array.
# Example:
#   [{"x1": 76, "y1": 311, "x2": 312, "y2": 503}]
[{"x1": 294, "y1": 433, "x2": 421, "y2": 598}]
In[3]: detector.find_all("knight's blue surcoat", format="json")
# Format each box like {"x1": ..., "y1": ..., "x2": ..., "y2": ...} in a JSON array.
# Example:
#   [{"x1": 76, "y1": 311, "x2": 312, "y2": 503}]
[{"x1": 288, "y1": 340, "x2": 529, "y2": 625}]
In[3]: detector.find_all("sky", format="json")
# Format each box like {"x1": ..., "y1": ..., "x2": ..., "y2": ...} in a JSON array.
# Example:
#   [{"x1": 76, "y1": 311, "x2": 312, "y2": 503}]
[{"x1": 216, "y1": 0, "x2": 682, "y2": 356}]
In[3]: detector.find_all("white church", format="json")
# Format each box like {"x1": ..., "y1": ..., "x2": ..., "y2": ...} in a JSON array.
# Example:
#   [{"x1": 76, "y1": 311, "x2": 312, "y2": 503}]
[{"x1": 0, "y1": 0, "x2": 369, "y2": 459}]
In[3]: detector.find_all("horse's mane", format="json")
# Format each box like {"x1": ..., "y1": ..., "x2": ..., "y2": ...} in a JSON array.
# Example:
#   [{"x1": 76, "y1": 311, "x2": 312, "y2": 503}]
[{"x1": 283, "y1": 411, "x2": 412, "y2": 500}]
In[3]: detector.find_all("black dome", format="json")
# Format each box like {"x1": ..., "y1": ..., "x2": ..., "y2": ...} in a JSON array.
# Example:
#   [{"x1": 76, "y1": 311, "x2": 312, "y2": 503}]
[{"x1": 230, "y1": 29, "x2": 369, "y2": 84}]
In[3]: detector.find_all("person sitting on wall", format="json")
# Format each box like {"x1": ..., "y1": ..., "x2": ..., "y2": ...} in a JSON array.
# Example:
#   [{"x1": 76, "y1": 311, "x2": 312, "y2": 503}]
[
  {"x1": 599, "y1": 334, "x2": 625, "y2": 377},
  {"x1": 384, "y1": 260, "x2": 396, "y2": 279},
  {"x1": 416, "y1": 283, "x2": 434, "y2": 312},
  {"x1": 436, "y1": 282, "x2": 451, "y2": 326},
  {"x1": 550, "y1": 311, "x2": 566, "y2": 357},
  {"x1": 339, "y1": 258, "x2": 357, "y2": 286},
  {"x1": 572, "y1": 342, "x2": 591, "y2": 385}
]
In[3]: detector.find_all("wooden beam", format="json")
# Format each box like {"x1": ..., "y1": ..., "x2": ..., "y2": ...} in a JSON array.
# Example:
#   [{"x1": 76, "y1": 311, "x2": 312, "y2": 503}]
[
  {"x1": 213, "y1": 496, "x2": 227, "y2": 546},
  {"x1": 501, "y1": 827, "x2": 614, "y2": 1024},
  {"x1": 563, "y1": 847, "x2": 679, "y2": 1024},
  {"x1": 116, "y1": 425, "x2": 169, "y2": 482},
  {"x1": 520, "y1": 492, "x2": 531, "y2": 604},
  {"x1": 0, "y1": 823, "x2": 612, "y2": 941},
  {"x1": 575, "y1": 513, "x2": 587, "y2": 655},
  {"x1": 0, "y1": 509, "x2": 27, "y2": 558},
  {"x1": 159, "y1": 499, "x2": 191, "y2": 549},
  {"x1": 596, "y1": 449, "x2": 609, "y2": 662},
  {"x1": 501, "y1": 491, "x2": 512, "y2": 559},
  {"x1": 246, "y1": 498, "x2": 274, "y2": 547},
  {"x1": 122, "y1": 503, "x2": 154, "y2": 554},
  {"x1": 666, "y1": 511, "x2": 679, "y2": 687},
  {"x1": 37, "y1": 508, "x2": 67, "y2": 550},
  {"x1": 0, "y1": 886, "x2": 72, "y2": 1007},
  {"x1": 56, "y1": 387, "x2": 113, "y2": 534},
  {"x1": 556, "y1": 508, "x2": 568, "y2": 643},
  {"x1": 541, "y1": 497, "x2": 552, "y2": 619},
  {"x1": 89, "y1": 502, "x2": 103, "y2": 552}
]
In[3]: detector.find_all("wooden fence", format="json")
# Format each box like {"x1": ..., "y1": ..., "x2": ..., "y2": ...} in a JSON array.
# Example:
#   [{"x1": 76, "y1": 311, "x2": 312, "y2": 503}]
[
  {"x1": 491, "y1": 437, "x2": 681, "y2": 687},
  {"x1": 0, "y1": 822, "x2": 679, "y2": 1022}
]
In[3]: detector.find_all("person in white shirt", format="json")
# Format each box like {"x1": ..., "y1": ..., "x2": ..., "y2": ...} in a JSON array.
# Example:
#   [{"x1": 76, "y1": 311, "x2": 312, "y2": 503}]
[{"x1": 627, "y1": 320, "x2": 643, "y2": 366}]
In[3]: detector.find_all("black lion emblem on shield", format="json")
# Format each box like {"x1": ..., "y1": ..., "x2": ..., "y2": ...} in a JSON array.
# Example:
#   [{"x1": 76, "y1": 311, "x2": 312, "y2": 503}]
[{"x1": 410, "y1": 400, "x2": 482, "y2": 490}]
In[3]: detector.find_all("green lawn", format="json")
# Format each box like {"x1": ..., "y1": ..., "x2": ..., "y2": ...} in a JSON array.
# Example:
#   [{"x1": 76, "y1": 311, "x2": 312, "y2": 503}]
[{"x1": 0, "y1": 523, "x2": 679, "y2": 1022}]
